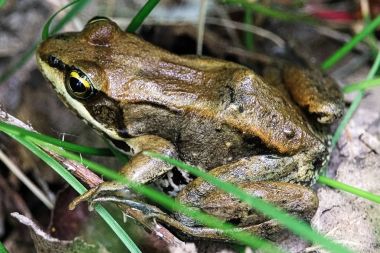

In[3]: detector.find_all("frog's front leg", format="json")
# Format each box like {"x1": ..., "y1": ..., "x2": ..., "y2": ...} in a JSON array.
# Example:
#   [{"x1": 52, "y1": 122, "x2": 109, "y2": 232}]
[{"x1": 70, "y1": 135, "x2": 177, "y2": 209}]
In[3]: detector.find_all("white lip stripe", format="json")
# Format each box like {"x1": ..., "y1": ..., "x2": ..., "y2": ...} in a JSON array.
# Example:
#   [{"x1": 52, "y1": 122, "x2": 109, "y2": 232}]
[{"x1": 37, "y1": 56, "x2": 124, "y2": 141}]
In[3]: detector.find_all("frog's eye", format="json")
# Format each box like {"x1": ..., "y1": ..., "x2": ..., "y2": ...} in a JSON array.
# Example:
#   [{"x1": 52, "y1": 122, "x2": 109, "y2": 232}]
[{"x1": 65, "y1": 69, "x2": 97, "y2": 99}]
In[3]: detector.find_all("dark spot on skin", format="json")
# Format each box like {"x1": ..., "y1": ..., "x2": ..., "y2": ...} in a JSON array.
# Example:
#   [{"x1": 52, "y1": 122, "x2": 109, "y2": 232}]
[
  {"x1": 284, "y1": 127, "x2": 295, "y2": 139},
  {"x1": 227, "y1": 86, "x2": 235, "y2": 104},
  {"x1": 312, "y1": 157, "x2": 323, "y2": 170},
  {"x1": 265, "y1": 155, "x2": 281, "y2": 159}
]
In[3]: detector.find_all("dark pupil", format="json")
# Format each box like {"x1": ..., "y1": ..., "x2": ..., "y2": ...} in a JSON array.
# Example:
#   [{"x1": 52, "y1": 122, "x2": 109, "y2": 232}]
[{"x1": 69, "y1": 77, "x2": 86, "y2": 93}]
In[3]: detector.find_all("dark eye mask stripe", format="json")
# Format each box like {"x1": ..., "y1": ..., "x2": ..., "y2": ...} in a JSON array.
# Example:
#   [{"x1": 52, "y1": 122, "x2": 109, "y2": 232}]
[{"x1": 47, "y1": 55, "x2": 66, "y2": 71}]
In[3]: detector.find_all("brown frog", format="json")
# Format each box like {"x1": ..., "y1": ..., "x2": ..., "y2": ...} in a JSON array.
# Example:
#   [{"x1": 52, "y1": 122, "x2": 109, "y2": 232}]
[{"x1": 36, "y1": 17, "x2": 343, "y2": 241}]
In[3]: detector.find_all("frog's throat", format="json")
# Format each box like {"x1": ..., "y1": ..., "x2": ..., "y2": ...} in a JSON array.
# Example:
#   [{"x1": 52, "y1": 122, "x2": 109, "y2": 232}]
[{"x1": 37, "y1": 56, "x2": 124, "y2": 141}]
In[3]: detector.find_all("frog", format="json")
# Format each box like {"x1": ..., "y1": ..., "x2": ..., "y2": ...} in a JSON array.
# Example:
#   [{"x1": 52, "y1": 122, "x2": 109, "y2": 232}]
[{"x1": 36, "y1": 17, "x2": 344, "y2": 241}]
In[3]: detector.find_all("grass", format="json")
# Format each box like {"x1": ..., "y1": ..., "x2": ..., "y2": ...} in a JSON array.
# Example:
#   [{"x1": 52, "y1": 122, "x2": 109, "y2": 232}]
[
  {"x1": 0, "y1": 0, "x2": 6, "y2": 9},
  {"x1": 318, "y1": 176, "x2": 380, "y2": 204},
  {"x1": 0, "y1": 122, "x2": 112, "y2": 156},
  {"x1": 42, "y1": 0, "x2": 91, "y2": 40},
  {"x1": 1, "y1": 1, "x2": 379, "y2": 252},
  {"x1": 126, "y1": 0, "x2": 160, "y2": 33},
  {"x1": 342, "y1": 77, "x2": 380, "y2": 93},
  {"x1": 3, "y1": 128, "x2": 142, "y2": 253},
  {"x1": 0, "y1": 120, "x2": 355, "y2": 252},
  {"x1": 321, "y1": 15, "x2": 380, "y2": 70},
  {"x1": 222, "y1": 0, "x2": 317, "y2": 24},
  {"x1": 145, "y1": 152, "x2": 353, "y2": 253},
  {"x1": 0, "y1": 242, "x2": 9, "y2": 253},
  {"x1": 2, "y1": 125, "x2": 282, "y2": 253},
  {"x1": 244, "y1": 9, "x2": 254, "y2": 50},
  {"x1": 329, "y1": 39, "x2": 380, "y2": 150}
]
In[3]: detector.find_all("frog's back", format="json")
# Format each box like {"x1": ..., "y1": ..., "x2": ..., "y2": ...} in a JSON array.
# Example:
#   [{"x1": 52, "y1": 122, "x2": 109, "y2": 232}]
[
  {"x1": 113, "y1": 37, "x2": 323, "y2": 159},
  {"x1": 113, "y1": 38, "x2": 320, "y2": 167}
]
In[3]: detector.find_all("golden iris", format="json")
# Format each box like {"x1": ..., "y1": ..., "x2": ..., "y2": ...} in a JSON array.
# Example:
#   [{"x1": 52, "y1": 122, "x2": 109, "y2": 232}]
[{"x1": 65, "y1": 69, "x2": 95, "y2": 99}]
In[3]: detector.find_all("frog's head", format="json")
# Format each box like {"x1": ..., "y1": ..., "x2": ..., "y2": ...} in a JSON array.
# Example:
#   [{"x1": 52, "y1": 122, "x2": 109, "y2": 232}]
[{"x1": 36, "y1": 17, "x2": 141, "y2": 140}]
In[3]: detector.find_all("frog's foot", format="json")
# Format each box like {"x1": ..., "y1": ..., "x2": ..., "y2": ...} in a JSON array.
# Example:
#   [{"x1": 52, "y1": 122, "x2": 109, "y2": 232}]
[
  {"x1": 91, "y1": 196, "x2": 165, "y2": 217},
  {"x1": 69, "y1": 182, "x2": 134, "y2": 210},
  {"x1": 91, "y1": 195, "x2": 284, "y2": 242}
]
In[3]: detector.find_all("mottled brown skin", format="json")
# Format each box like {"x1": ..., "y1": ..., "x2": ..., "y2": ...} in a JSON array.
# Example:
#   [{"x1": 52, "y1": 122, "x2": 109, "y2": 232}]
[{"x1": 36, "y1": 17, "x2": 344, "y2": 241}]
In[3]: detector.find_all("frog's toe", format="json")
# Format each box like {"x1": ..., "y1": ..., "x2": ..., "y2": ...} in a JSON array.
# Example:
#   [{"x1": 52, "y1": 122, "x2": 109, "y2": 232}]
[
  {"x1": 69, "y1": 187, "x2": 99, "y2": 210},
  {"x1": 91, "y1": 196, "x2": 165, "y2": 217},
  {"x1": 69, "y1": 182, "x2": 133, "y2": 210}
]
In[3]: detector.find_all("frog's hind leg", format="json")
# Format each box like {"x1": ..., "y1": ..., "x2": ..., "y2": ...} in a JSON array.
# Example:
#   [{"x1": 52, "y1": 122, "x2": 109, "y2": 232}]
[
  {"x1": 88, "y1": 192, "x2": 287, "y2": 242},
  {"x1": 79, "y1": 154, "x2": 318, "y2": 242},
  {"x1": 165, "y1": 153, "x2": 319, "y2": 241},
  {"x1": 89, "y1": 180, "x2": 317, "y2": 242},
  {"x1": 281, "y1": 64, "x2": 344, "y2": 124}
]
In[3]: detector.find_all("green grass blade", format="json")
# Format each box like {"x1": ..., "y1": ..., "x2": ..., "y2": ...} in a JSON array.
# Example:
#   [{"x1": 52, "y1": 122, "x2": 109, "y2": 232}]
[
  {"x1": 222, "y1": 0, "x2": 317, "y2": 23},
  {"x1": 9, "y1": 135, "x2": 86, "y2": 193},
  {"x1": 1, "y1": 132, "x2": 141, "y2": 253},
  {"x1": 0, "y1": 122, "x2": 112, "y2": 156},
  {"x1": 145, "y1": 152, "x2": 353, "y2": 253},
  {"x1": 1, "y1": 123, "x2": 281, "y2": 251},
  {"x1": 343, "y1": 77, "x2": 380, "y2": 93},
  {"x1": 0, "y1": 0, "x2": 6, "y2": 9},
  {"x1": 244, "y1": 9, "x2": 254, "y2": 50},
  {"x1": 318, "y1": 176, "x2": 380, "y2": 203},
  {"x1": 42, "y1": 0, "x2": 91, "y2": 40},
  {"x1": 1, "y1": 122, "x2": 352, "y2": 252},
  {"x1": 29, "y1": 140, "x2": 284, "y2": 252},
  {"x1": 50, "y1": 0, "x2": 91, "y2": 36},
  {"x1": 0, "y1": 242, "x2": 9, "y2": 253},
  {"x1": 322, "y1": 15, "x2": 380, "y2": 70},
  {"x1": 331, "y1": 91, "x2": 365, "y2": 149},
  {"x1": 93, "y1": 205, "x2": 142, "y2": 253},
  {"x1": 126, "y1": 0, "x2": 160, "y2": 32}
]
